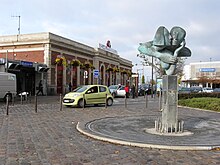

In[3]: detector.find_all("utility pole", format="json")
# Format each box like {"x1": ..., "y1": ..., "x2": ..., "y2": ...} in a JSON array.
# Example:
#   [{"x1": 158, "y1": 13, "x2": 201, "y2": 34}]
[{"x1": 11, "y1": 15, "x2": 21, "y2": 35}]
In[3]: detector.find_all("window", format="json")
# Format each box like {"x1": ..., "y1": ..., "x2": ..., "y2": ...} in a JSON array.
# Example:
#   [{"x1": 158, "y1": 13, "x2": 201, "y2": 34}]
[
  {"x1": 99, "y1": 86, "x2": 106, "y2": 92},
  {"x1": 87, "y1": 86, "x2": 98, "y2": 94}
]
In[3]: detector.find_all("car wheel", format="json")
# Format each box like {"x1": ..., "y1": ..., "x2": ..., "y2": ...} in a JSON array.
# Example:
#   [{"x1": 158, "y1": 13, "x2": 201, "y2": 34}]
[
  {"x1": 112, "y1": 92, "x2": 116, "y2": 98},
  {"x1": 78, "y1": 99, "x2": 85, "y2": 108},
  {"x1": 107, "y1": 98, "x2": 113, "y2": 106}
]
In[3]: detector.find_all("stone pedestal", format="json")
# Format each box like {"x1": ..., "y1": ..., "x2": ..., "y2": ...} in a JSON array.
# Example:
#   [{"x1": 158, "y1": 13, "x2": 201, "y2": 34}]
[
  {"x1": 161, "y1": 75, "x2": 178, "y2": 132},
  {"x1": 155, "y1": 75, "x2": 184, "y2": 133}
]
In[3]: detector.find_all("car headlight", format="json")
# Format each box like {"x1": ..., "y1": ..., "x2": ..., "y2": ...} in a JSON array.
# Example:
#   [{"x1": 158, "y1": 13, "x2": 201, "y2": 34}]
[
  {"x1": 71, "y1": 93, "x2": 81, "y2": 97},
  {"x1": 65, "y1": 93, "x2": 81, "y2": 98}
]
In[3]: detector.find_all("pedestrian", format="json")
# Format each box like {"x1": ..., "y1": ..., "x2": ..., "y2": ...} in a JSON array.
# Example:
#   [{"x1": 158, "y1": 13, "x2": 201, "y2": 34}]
[
  {"x1": 37, "y1": 80, "x2": 44, "y2": 96},
  {"x1": 131, "y1": 83, "x2": 135, "y2": 99},
  {"x1": 125, "y1": 84, "x2": 129, "y2": 98},
  {"x1": 68, "y1": 82, "x2": 72, "y2": 92}
]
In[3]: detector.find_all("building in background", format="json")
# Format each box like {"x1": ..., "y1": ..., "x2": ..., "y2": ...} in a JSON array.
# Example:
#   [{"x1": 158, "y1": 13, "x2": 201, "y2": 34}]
[
  {"x1": 0, "y1": 32, "x2": 132, "y2": 95},
  {"x1": 181, "y1": 61, "x2": 220, "y2": 88}
]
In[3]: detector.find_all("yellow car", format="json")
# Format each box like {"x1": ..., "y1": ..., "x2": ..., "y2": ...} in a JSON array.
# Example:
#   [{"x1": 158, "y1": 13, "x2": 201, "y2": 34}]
[{"x1": 63, "y1": 85, "x2": 114, "y2": 107}]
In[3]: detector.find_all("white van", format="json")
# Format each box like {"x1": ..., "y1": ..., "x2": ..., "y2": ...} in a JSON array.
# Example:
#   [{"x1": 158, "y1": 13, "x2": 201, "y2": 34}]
[{"x1": 0, "y1": 72, "x2": 17, "y2": 101}]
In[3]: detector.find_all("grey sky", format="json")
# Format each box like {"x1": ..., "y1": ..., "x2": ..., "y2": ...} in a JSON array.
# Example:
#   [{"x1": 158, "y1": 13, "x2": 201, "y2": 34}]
[{"x1": 1, "y1": 0, "x2": 220, "y2": 75}]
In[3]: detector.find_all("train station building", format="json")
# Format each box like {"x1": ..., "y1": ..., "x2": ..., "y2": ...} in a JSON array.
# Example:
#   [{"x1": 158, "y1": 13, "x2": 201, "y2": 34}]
[{"x1": 0, "y1": 32, "x2": 132, "y2": 95}]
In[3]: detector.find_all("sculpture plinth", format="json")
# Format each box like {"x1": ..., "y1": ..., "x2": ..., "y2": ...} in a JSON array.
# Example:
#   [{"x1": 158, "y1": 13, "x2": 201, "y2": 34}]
[
  {"x1": 155, "y1": 75, "x2": 184, "y2": 133},
  {"x1": 162, "y1": 75, "x2": 178, "y2": 128}
]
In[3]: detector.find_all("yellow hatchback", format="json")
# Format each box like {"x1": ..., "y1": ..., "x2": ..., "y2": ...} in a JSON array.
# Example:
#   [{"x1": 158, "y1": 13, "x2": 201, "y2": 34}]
[{"x1": 62, "y1": 85, "x2": 114, "y2": 108}]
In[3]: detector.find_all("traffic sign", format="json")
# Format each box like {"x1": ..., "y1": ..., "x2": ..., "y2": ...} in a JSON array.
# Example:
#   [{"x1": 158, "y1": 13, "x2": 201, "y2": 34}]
[{"x1": 93, "y1": 69, "x2": 99, "y2": 78}]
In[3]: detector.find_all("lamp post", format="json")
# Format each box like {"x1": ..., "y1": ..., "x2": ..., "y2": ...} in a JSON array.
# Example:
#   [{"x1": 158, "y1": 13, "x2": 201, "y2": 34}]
[
  {"x1": 136, "y1": 68, "x2": 143, "y2": 97},
  {"x1": 151, "y1": 56, "x2": 154, "y2": 98},
  {"x1": 6, "y1": 50, "x2": 8, "y2": 72},
  {"x1": 11, "y1": 15, "x2": 21, "y2": 35},
  {"x1": 137, "y1": 68, "x2": 143, "y2": 84}
]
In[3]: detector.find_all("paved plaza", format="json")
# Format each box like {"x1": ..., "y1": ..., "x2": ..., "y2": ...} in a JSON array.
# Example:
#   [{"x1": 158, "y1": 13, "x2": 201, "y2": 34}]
[{"x1": 0, "y1": 96, "x2": 220, "y2": 165}]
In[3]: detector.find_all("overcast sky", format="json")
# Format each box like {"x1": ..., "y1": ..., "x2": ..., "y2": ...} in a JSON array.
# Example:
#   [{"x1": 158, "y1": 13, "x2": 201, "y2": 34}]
[{"x1": 1, "y1": 0, "x2": 220, "y2": 76}]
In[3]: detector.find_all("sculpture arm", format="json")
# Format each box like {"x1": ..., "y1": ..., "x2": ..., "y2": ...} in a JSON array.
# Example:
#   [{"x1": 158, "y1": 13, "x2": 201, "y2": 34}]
[
  {"x1": 165, "y1": 40, "x2": 186, "y2": 75},
  {"x1": 138, "y1": 42, "x2": 177, "y2": 64},
  {"x1": 174, "y1": 39, "x2": 185, "y2": 57}
]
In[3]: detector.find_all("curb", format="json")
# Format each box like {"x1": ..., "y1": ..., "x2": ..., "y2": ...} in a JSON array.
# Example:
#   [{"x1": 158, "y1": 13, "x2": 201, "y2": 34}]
[
  {"x1": 178, "y1": 105, "x2": 220, "y2": 113},
  {"x1": 76, "y1": 122, "x2": 219, "y2": 151}
]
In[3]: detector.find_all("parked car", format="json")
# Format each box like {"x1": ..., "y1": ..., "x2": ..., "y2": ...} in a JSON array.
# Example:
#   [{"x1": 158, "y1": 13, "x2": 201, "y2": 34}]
[
  {"x1": 202, "y1": 87, "x2": 213, "y2": 93},
  {"x1": 138, "y1": 84, "x2": 150, "y2": 96},
  {"x1": 178, "y1": 87, "x2": 191, "y2": 94},
  {"x1": 190, "y1": 86, "x2": 203, "y2": 93},
  {"x1": 108, "y1": 84, "x2": 125, "y2": 97},
  {"x1": 63, "y1": 85, "x2": 113, "y2": 107},
  {"x1": 115, "y1": 85, "x2": 126, "y2": 97},
  {"x1": 213, "y1": 88, "x2": 220, "y2": 93}
]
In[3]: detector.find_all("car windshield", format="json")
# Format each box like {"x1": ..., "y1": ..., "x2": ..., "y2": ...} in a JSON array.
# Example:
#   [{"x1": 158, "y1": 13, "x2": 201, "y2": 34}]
[
  {"x1": 109, "y1": 85, "x2": 118, "y2": 89},
  {"x1": 179, "y1": 87, "x2": 191, "y2": 91},
  {"x1": 72, "y1": 86, "x2": 82, "y2": 92},
  {"x1": 204, "y1": 87, "x2": 212, "y2": 90},
  {"x1": 213, "y1": 88, "x2": 220, "y2": 92},
  {"x1": 74, "y1": 86, "x2": 89, "y2": 92},
  {"x1": 190, "y1": 86, "x2": 202, "y2": 91}
]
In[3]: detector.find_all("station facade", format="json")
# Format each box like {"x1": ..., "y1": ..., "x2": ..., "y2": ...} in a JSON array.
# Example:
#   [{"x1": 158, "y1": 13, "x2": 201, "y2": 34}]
[{"x1": 0, "y1": 32, "x2": 132, "y2": 95}]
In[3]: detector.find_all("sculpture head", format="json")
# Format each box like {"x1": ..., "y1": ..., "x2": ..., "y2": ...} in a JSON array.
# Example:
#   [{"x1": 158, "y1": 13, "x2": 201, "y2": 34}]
[{"x1": 170, "y1": 26, "x2": 186, "y2": 46}]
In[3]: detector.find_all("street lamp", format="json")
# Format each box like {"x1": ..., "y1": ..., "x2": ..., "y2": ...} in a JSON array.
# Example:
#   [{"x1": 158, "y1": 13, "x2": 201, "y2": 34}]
[
  {"x1": 137, "y1": 68, "x2": 143, "y2": 84},
  {"x1": 5, "y1": 50, "x2": 8, "y2": 72},
  {"x1": 151, "y1": 56, "x2": 154, "y2": 98},
  {"x1": 11, "y1": 15, "x2": 21, "y2": 35}
]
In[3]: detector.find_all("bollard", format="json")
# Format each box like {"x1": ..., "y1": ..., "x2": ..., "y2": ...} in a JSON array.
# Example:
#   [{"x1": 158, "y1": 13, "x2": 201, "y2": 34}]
[
  {"x1": 60, "y1": 93, "x2": 62, "y2": 111},
  {"x1": 155, "y1": 120, "x2": 157, "y2": 131},
  {"x1": 25, "y1": 92, "x2": 28, "y2": 103},
  {"x1": 6, "y1": 95, "x2": 9, "y2": 115},
  {"x1": 105, "y1": 93, "x2": 107, "y2": 108},
  {"x1": 175, "y1": 123, "x2": 177, "y2": 133},
  {"x1": 166, "y1": 123, "x2": 168, "y2": 133},
  {"x1": 145, "y1": 94, "x2": 148, "y2": 108},
  {"x1": 83, "y1": 94, "x2": 85, "y2": 110},
  {"x1": 21, "y1": 93, "x2": 23, "y2": 105},
  {"x1": 124, "y1": 94, "x2": 127, "y2": 108},
  {"x1": 170, "y1": 124, "x2": 173, "y2": 133},
  {"x1": 12, "y1": 95, "x2": 15, "y2": 106},
  {"x1": 29, "y1": 91, "x2": 32, "y2": 103},
  {"x1": 181, "y1": 121, "x2": 184, "y2": 133},
  {"x1": 158, "y1": 90, "x2": 161, "y2": 111},
  {"x1": 35, "y1": 95, "x2": 37, "y2": 113}
]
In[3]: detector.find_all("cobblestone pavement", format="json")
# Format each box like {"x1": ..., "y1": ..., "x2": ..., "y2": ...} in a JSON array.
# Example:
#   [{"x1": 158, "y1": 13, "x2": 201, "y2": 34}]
[{"x1": 0, "y1": 96, "x2": 220, "y2": 165}]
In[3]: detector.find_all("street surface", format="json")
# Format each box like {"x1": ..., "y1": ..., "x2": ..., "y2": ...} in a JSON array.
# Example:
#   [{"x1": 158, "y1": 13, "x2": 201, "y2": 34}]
[{"x1": 0, "y1": 95, "x2": 219, "y2": 165}]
